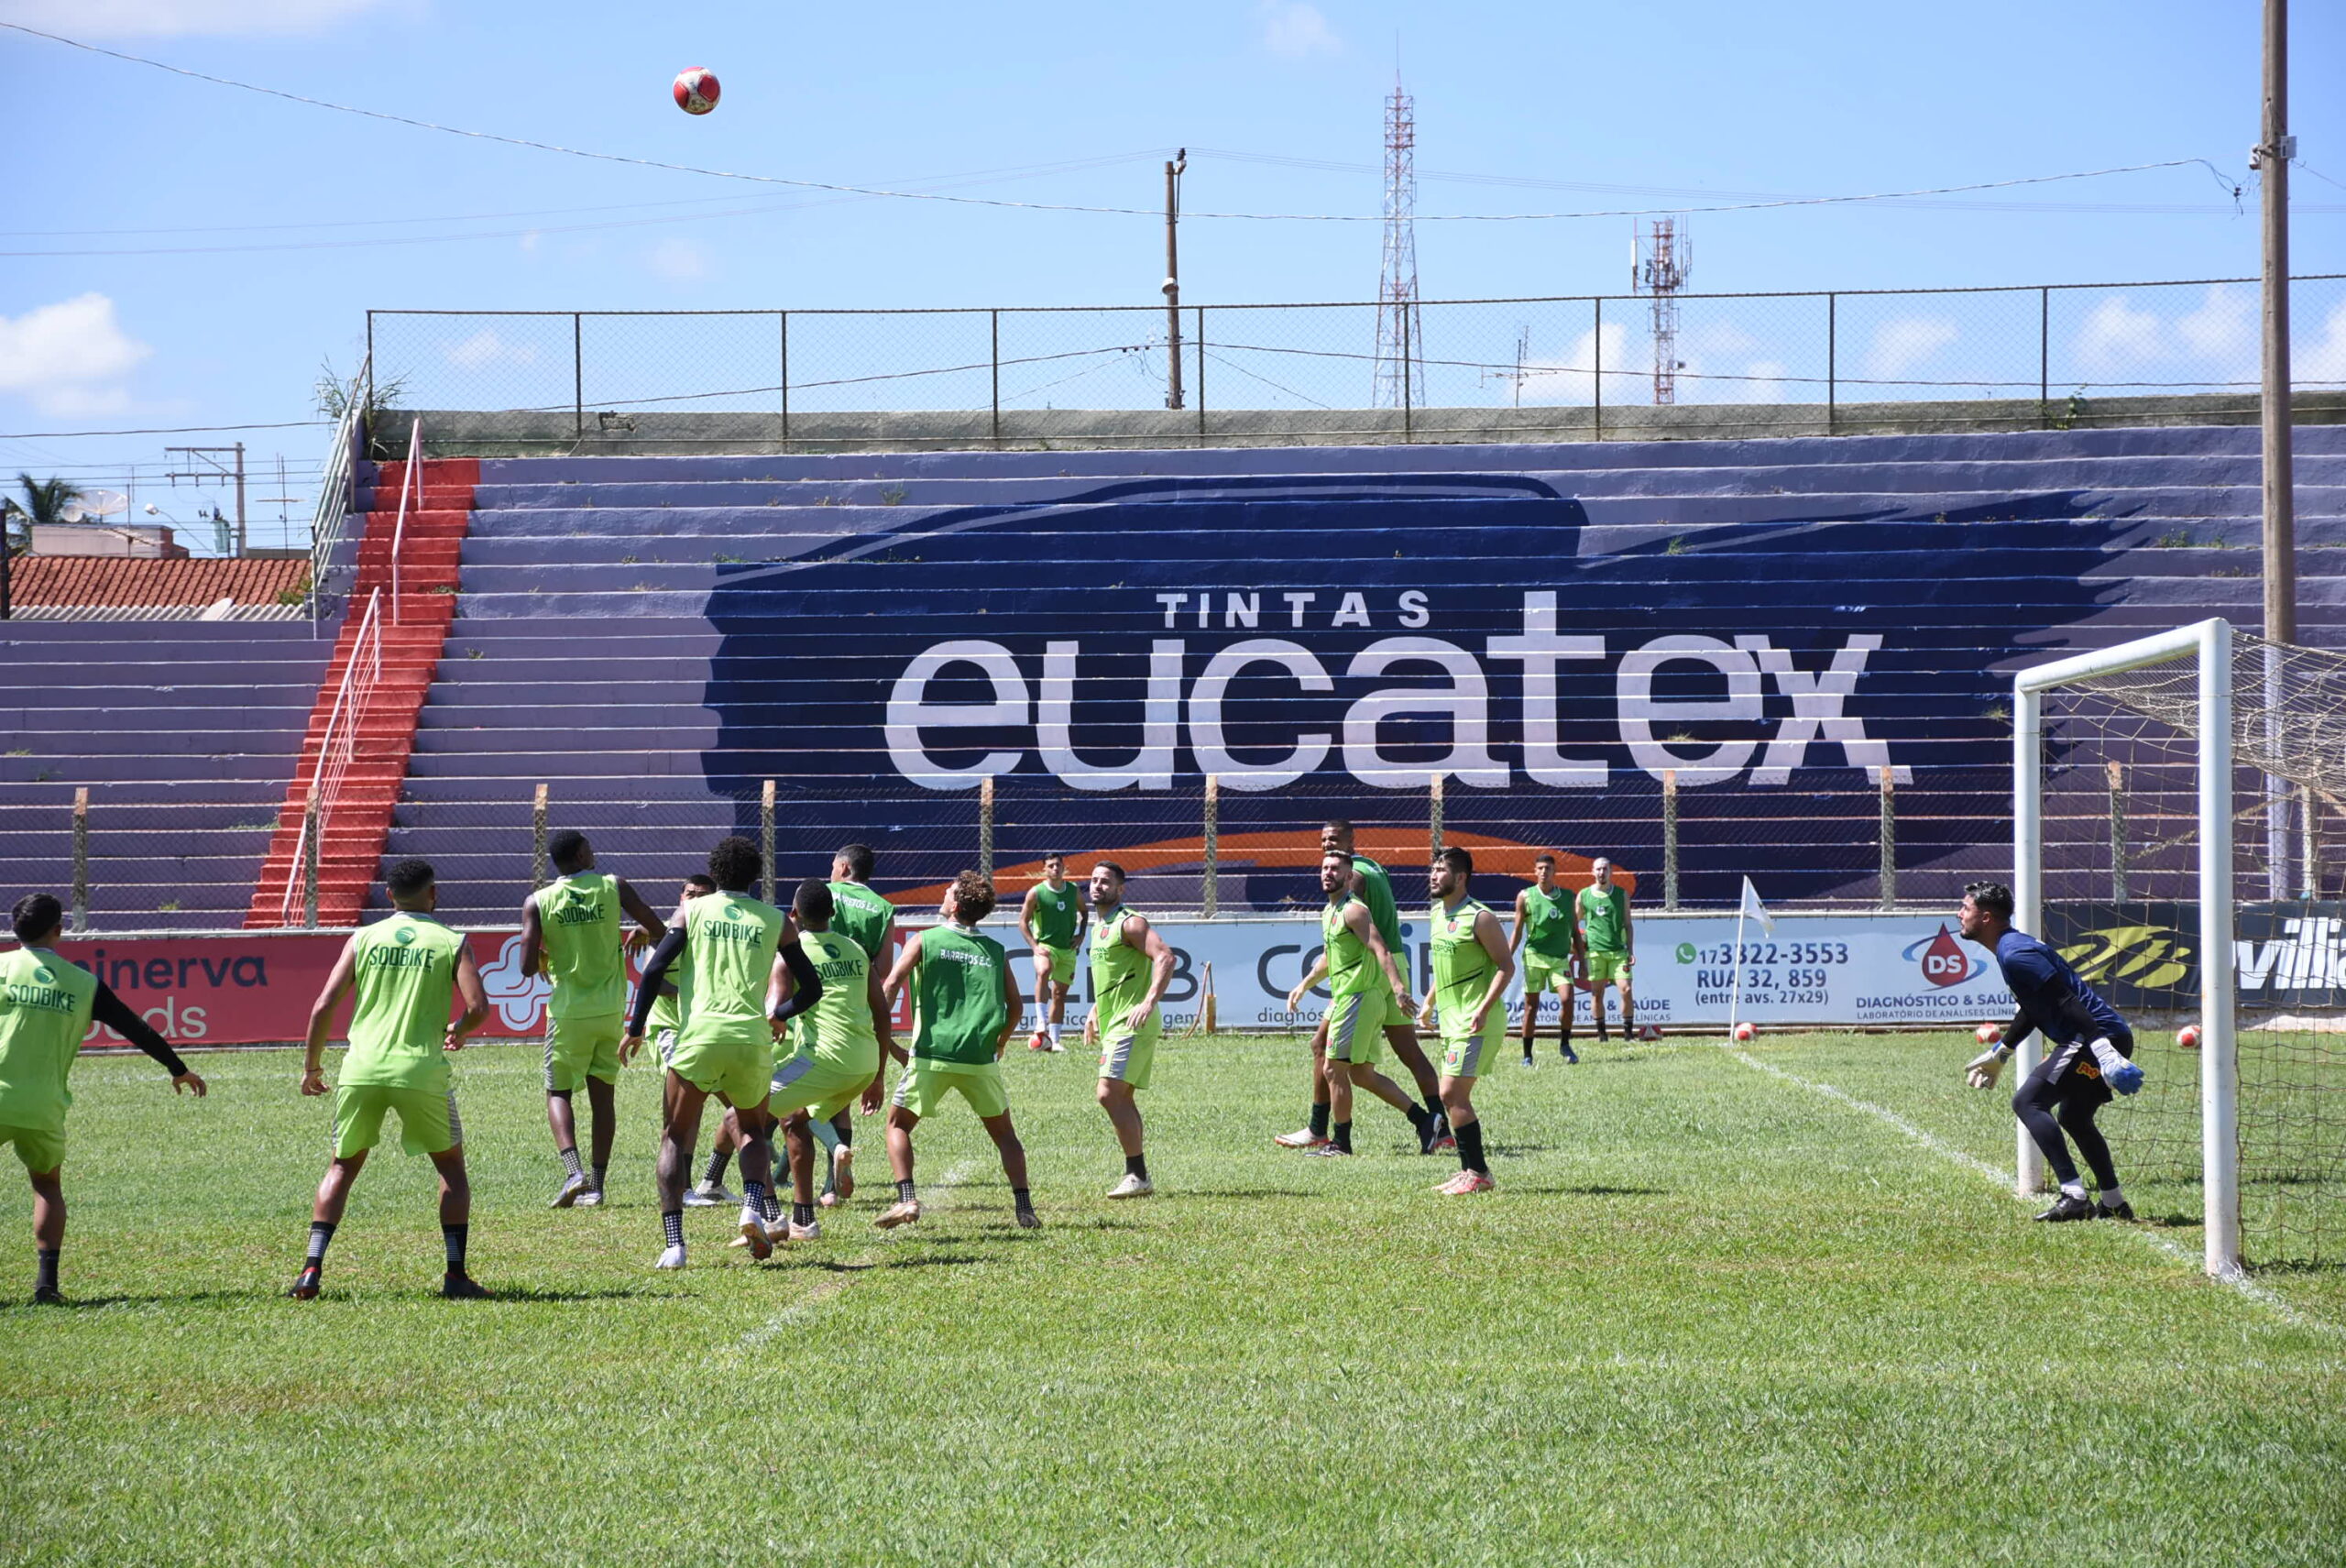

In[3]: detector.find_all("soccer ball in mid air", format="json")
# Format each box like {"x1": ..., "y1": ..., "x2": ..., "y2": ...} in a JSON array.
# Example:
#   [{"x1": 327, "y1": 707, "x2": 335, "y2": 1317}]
[
  {"x1": 2177, "y1": 1024, "x2": 2202, "y2": 1050},
  {"x1": 1732, "y1": 1022, "x2": 1757, "y2": 1043},
  {"x1": 1975, "y1": 1023, "x2": 2003, "y2": 1046},
  {"x1": 674, "y1": 68, "x2": 720, "y2": 115}
]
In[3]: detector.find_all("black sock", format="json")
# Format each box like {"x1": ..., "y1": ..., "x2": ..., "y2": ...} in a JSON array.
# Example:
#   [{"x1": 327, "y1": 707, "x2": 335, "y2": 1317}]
[
  {"x1": 662, "y1": 1209, "x2": 685, "y2": 1249},
  {"x1": 1332, "y1": 1120, "x2": 1353, "y2": 1153},
  {"x1": 897, "y1": 1179, "x2": 917, "y2": 1204},
  {"x1": 1405, "y1": 1102, "x2": 1432, "y2": 1133},
  {"x1": 1457, "y1": 1120, "x2": 1488, "y2": 1175},
  {"x1": 744, "y1": 1179, "x2": 773, "y2": 1219},
  {"x1": 442, "y1": 1223, "x2": 468, "y2": 1272},
  {"x1": 1013, "y1": 1186, "x2": 1034, "y2": 1212},
  {"x1": 34, "y1": 1247, "x2": 60, "y2": 1293},
  {"x1": 558, "y1": 1146, "x2": 585, "y2": 1180},
  {"x1": 305, "y1": 1220, "x2": 336, "y2": 1266},
  {"x1": 1424, "y1": 1101, "x2": 1446, "y2": 1127},
  {"x1": 590, "y1": 1164, "x2": 607, "y2": 1192},
  {"x1": 830, "y1": 1111, "x2": 854, "y2": 1149},
  {"x1": 792, "y1": 1201, "x2": 816, "y2": 1228},
  {"x1": 1124, "y1": 1154, "x2": 1148, "y2": 1181},
  {"x1": 703, "y1": 1148, "x2": 732, "y2": 1186},
  {"x1": 1308, "y1": 1102, "x2": 1330, "y2": 1139}
]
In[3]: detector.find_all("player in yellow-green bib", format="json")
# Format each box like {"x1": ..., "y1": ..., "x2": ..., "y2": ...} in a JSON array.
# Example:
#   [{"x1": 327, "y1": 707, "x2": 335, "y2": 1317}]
[
  {"x1": 626, "y1": 837, "x2": 823, "y2": 1269},
  {"x1": 817, "y1": 842, "x2": 900, "y2": 1203},
  {"x1": 1286, "y1": 850, "x2": 1438, "y2": 1157},
  {"x1": 1020, "y1": 851, "x2": 1088, "y2": 1053},
  {"x1": 3, "y1": 892, "x2": 207, "y2": 1305},
  {"x1": 873, "y1": 872, "x2": 1036, "y2": 1232},
  {"x1": 1510, "y1": 852, "x2": 1584, "y2": 1068},
  {"x1": 518, "y1": 828, "x2": 667, "y2": 1210},
  {"x1": 762, "y1": 879, "x2": 896, "y2": 1242},
  {"x1": 1576, "y1": 857, "x2": 1637, "y2": 1041},
  {"x1": 1422, "y1": 847, "x2": 1516, "y2": 1196},
  {"x1": 1083, "y1": 861, "x2": 1175, "y2": 1199},
  {"x1": 292, "y1": 860, "x2": 490, "y2": 1300}
]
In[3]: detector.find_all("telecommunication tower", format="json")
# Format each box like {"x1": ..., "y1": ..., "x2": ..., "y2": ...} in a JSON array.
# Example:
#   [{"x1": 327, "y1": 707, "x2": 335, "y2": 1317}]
[
  {"x1": 1632, "y1": 218, "x2": 1692, "y2": 404},
  {"x1": 1372, "y1": 75, "x2": 1425, "y2": 408}
]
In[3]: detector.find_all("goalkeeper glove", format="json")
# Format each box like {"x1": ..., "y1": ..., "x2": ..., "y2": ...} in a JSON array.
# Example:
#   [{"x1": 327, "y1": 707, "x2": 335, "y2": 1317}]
[
  {"x1": 1964, "y1": 1046, "x2": 2011, "y2": 1090},
  {"x1": 2089, "y1": 1036, "x2": 2144, "y2": 1095}
]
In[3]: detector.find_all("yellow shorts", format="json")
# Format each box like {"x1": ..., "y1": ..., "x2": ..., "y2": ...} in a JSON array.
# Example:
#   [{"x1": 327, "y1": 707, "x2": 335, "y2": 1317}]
[
  {"x1": 892, "y1": 1058, "x2": 1009, "y2": 1121},
  {"x1": 769, "y1": 1050, "x2": 875, "y2": 1123},
  {"x1": 1522, "y1": 951, "x2": 1575, "y2": 994},
  {"x1": 668, "y1": 1029, "x2": 773, "y2": 1110},
  {"x1": 1035, "y1": 943, "x2": 1078, "y2": 986},
  {"x1": 332, "y1": 1083, "x2": 462, "y2": 1158},
  {"x1": 1584, "y1": 950, "x2": 1630, "y2": 987},
  {"x1": 543, "y1": 1012, "x2": 623, "y2": 1094},
  {"x1": 1324, "y1": 988, "x2": 1387, "y2": 1066},
  {"x1": 0, "y1": 1124, "x2": 65, "y2": 1175}
]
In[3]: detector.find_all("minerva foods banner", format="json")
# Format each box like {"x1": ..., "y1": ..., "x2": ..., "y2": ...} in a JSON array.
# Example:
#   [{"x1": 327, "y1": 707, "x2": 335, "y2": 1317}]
[{"x1": 50, "y1": 914, "x2": 2015, "y2": 1048}]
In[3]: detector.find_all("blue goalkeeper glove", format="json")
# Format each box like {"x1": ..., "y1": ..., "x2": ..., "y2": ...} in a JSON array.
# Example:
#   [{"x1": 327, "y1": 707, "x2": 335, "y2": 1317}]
[
  {"x1": 2088, "y1": 1036, "x2": 2144, "y2": 1096},
  {"x1": 2107, "y1": 1061, "x2": 2144, "y2": 1095}
]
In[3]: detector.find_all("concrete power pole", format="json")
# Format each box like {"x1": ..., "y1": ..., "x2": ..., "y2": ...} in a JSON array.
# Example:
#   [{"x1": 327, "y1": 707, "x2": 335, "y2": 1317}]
[
  {"x1": 2259, "y1": 0, "x2": 2295, "y2": 646},
  {"x1": 1164, "y1": 149, "x2": 1186, "y2": 411}
]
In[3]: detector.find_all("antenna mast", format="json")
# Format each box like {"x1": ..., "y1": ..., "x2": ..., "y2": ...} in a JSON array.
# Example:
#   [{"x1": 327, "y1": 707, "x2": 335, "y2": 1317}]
[
  {"x1": 1373, "y1": 73, "x2": 1425, "y2": 409},
  {"x1": 1632, "y1": 218, "x2": 1692, "y2": 405}
]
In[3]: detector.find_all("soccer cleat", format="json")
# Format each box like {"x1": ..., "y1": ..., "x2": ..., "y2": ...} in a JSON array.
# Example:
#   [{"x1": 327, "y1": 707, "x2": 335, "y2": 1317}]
[
  {"x1": 683, "y1": 1180, "x2": 734, "y2": 1209},
  {"x1": 441, "y1": 1272, "x2": 490, "y2": 1300},
  {"x1": 1301, "y1": 1143, "x2": 1353, "y2": 1158},
  {"x1": 1560, "y1": 1047, "x2": 1579, "y2": 1065},
  {"x1": 1274, "y1": 1127, "x2": 1332, "y2": 1150},
  {"x1": 1045, "y1": 1037, "x2": 1065, "y2": 1054},
  {"x1": 784, "y1": 1217, "x2": 822, "y2": 1243},
  {"x1": 1106, "y1": 1173, "x2": 1155, "y2": 1200},
  {"x1": 831, "y1": 1145, "x2": 855, "y2": 1202},
  {"x1": 31, "y1": 1284, "x2": 66, "y2": 1306},
  {"x1": 738, "y1": 1205, "x2": 774, "y2": 1259},
  {"x1": 1439, "y1": 1170, "x2": 1496, "y2": 1196},
  {"x1": 1518, "y1": 1055, "x2": 1535, "y2": 1069},
  {"x1": 2034, "y1": 1193, "x2": 2095, "y2": 1223},
  {"x1": 551, "y1": 1170, "x2": 589, "y2": 1209},
  {"x1": 653, "y1": 1244, "x2": 688, "y2": 1270},
  {"x1": 874, "y1": 1199, "x2": 923, "y2": 1230},
  {"x1": 1431, "y1": 1133, "x2": 1458, "y2": 1154},
  {"x1": 1014, "y1": 1206, "x2": 1042, "y2": 1230},
  {"x1": 575, "y1": 1188, "x2": 604, "y2": 1209},
  {"x1": 289, "y1": 1266, "x2": 321, "y2": 1301},
  {"x1": 2097, "y1": 1200, "x2": 2136, "y2": 1222}
]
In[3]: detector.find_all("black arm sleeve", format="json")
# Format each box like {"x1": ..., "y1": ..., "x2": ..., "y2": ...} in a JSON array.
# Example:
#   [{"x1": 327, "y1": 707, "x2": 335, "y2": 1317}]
[
  {"x1": 2045, "y1": 990, "x2": 2106, "y2": 1042},
  {"x1": 766, "y1": 940, "x2": 824, "y2": 1025},
  {"x1": 628, "y1": 929, "x2": 687, "y2": 1037},
  {"x1": 2001, "y1": 1007, "x2": 2036, "y2": 1053},
  {"x1": 90, "y1": 983, "x2": 189, "y2": 1077}
]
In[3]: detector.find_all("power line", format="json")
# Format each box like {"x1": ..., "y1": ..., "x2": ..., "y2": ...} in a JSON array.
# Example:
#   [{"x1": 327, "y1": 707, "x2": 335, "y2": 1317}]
[
  {"x1": 0, "y1": 21, "x2": 2264, "y2": 225},
  {"x1": 0, "y1": 420, "x2": 325, "y2": 439}
]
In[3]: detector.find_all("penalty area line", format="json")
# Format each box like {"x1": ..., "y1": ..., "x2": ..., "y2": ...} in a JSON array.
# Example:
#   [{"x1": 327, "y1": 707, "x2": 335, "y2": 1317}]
[{"x1": 1724, "y1": 1047, "x2": 2338, "y2": 1336}]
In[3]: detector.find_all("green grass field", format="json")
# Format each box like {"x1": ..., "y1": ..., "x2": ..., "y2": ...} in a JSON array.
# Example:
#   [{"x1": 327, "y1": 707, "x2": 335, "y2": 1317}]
[{"x1": 5, "y1": 1029, "x2": 2343, "y2": 1565}]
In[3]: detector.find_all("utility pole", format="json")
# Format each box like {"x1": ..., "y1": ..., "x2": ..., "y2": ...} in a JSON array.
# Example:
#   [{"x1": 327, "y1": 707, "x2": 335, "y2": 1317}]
[
  {"x1": 164, "y1": 444, "x2": 249, "y2": 557},
  {"x1": 2257, "y1": 0, "x2": 2295, "y2": 646},
  {"x1": 1163, "y1": 148, "x2": 1186, "y2": 411}
]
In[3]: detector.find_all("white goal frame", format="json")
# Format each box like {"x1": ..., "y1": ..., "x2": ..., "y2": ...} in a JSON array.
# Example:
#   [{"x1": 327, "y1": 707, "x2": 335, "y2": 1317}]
[{"x1": 2013, "y1": 616, "x2": 2240, "y2": 1277}]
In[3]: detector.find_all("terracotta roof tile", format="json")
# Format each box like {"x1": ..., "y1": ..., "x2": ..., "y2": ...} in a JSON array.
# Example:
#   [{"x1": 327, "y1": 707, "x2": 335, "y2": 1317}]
[{"x1": 10, "y1": 556, "x2": 310, "y2": 609}]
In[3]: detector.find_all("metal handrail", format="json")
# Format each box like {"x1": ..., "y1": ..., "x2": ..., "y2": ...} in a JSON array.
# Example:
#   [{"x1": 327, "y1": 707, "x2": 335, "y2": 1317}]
[
  {"x1": 306, "y1": 351, "x2": 369, "y2": 630},
  {"x1": 389, "y1": 416, "x2": 420, "y2": 626},
  {"x1": 280, "y1": 587, "x2": 384, "y2": 926}
]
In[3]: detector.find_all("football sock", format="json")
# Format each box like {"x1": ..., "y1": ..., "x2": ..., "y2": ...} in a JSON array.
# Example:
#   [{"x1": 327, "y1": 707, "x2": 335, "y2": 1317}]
[
  {"x1": 702, "y1": 1148, "x2": 732, "y2": 1187},
  {"x1": 2099, "y1": 1185, "x2": 2127, "y2": 1209},
  {"x1": 1456, "y1": 1120, "x2": 1488, "y2": 1175},
  {"x1": 662, "y1": 1210, "x2": 685, "y2": 1249},
  {"x1": 1332, "y1": 1120, "x2": 1354, "y2": 1154},
  {"x1": 558, "y1": 1146, "x2": 585, "y2": 1181},
  {"x1": 442, "y1": 1223, "x2": 468, "y2": 1271},
  {"x1": 34, "y1": 1247, "x2": 60, "y2": 1294},
  {"x1": 305, "y1": 1220, "x2": 336, "y2": 1265},
  {"x1": 792, "y1": 1202, "x2": 816, "y2": 1228},
  {"x1": 1124, "y1": 1154, "x2": 1148, "y2": 1181},
  {"x1": 744, "y1": 1179, "x2": 773, "y2": 1221},
  {"x1": 830, "y1": 1111, "x2": 854, "y2": 1149},
  {"x1": 2059, "y1": 1180, "x2": 2088, "y2": 1201},
  {"x1": 590, "y1": 1164, "x2": 608, "y2": 1192},
  {"x1": 811, "y1": 1118, "x2": 841, "y2": 1155},
  {"x1": 1308, "y1": 1103, "x2": 1331, "y2": 1139},
  {"x1": 1012, "y1": 1186, "x2": 1035, "y2": 1214},
  {"x1": 896, "y1": 1179, "x2": 917, "y2": 1205}
]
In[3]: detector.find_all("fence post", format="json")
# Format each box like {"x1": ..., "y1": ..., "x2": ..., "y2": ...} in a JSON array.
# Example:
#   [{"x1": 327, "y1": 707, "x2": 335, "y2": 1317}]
[
  {"x1": 978, "y1": 776, "x2": 995, "y2": 883},
  {"x1": 990, "y1": 309, "x2": 1002, "y2": 449},
  {"x1": 532, "y1": 784, "x2": 549, "y2": 889},
  {"x1": 760, "y1": 779, "x2": 776, "y2": 905},
  {"x1": 1428, "y1": 773, "x2": 1444, "y2": 856},
  {"x1": 1201, "y1": 773, "x2": 1220, "y2": 918},
  {"x1": 2039, "y1": 286, "x2": 2051, "y2": 425},
  {"x1": 1195, "y1": 304, "x2": 1208, "y2": 445},
  {"x1": 1661, "y1": 769, "x2": 1679, "y2": 911},
  {"x1": 2107, "y1": 762, "x2": 2130, "y2": 901},
  {"x1": 1826, "y1": 293, "x2": 1837, "y2": 435},
  {"x1": 1400, "y1": 305, "x2": 1414, "y2": 444},
  {"x1": 779, "y1": 312, "x2": 791, "y2": 452},
  {"x1": 573, "y1": 313, "x2": 584, "y2": 439},
  {"x1": 1592, "y1": 297, "x2": 1604, "y2": 442},
  {"x1": 2301, "y1": 782, "x2": 2319, "y2": 900},
  {"x1": 1878, "y1": 765, "x2": 1898, "y2": 909},
  {"x1": 302, "y1": 797, "x2": 321, "y2": 929},
  {"x1": 71, "y1": 788, "x2": 88, "y2": 934}
]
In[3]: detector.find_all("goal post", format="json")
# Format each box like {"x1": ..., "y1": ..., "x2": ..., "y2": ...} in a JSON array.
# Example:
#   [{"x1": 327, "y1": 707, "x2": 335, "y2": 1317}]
[{"x1": 2013, "y1": 617, "x2": 2240, "y2": 1277}]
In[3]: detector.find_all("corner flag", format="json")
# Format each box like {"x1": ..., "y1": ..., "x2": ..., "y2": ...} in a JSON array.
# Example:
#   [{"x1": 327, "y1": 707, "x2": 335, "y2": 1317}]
[{"x1": 1739, "y1": 877, "x2": 1775, "y2": 938}]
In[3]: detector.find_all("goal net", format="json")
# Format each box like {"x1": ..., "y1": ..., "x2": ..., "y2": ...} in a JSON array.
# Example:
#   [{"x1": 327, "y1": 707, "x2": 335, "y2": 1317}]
[{"x1": 2017, "y1": 618, "x2": 2346, "y2": 1277}]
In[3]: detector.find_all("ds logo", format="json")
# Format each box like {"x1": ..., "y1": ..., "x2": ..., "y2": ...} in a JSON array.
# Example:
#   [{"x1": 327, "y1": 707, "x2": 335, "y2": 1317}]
[{"x1": 1904, "y1": 926, "x2": 1979, "y2": 989}]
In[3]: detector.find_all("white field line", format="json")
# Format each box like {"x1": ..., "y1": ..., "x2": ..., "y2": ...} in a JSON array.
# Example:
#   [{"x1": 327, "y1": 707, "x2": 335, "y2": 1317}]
[
  {"x1": 738, "y1": 1160, "x2": 980, "y2": 1348},
  {"x1": 1725, "y1": 1047, "x2": 2339, "y2": 1336}
]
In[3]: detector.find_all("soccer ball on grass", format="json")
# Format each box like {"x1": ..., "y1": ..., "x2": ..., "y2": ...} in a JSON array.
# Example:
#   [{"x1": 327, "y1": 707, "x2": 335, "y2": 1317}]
[{"x1": 1732, "y1": 1022, "x2": 1757, "y2": 1043}]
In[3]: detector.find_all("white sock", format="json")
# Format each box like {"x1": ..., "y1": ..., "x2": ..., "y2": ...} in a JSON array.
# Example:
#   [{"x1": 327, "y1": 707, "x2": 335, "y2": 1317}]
[
  {"x1": 2099, "y1": 1185, "x2": 2126, "y2": 1208},
  {"x1": 2060, "y1": 1180, "x2": 2088, "y2": 1201},
  {"x1": 1047, "y1": 1024, "x2": 1059, "y2": 1044}
]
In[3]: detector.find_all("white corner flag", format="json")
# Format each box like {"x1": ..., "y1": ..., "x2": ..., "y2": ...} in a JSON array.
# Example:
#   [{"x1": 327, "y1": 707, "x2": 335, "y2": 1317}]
[{"x1": 1738, "y1": 877, "x2": 1776, "y2": 938}]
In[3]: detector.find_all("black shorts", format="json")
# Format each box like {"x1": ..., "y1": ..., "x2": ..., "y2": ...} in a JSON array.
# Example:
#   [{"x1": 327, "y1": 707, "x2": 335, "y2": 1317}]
[{"x1": 2034, "y1": 1025, "x2": 2136, "y2": 1108}]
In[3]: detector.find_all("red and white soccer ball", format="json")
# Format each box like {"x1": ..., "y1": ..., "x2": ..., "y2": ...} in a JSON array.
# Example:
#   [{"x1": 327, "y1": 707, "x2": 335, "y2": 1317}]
[
  {"x1": 1975, "y1": 1023, "x2": 2003, "y2": 1047},
  {"x1": 674, "y1": 68, "x2": 720, "y2": 115},
  {"x1": 2177, "y1": 1024, "x2": 2202, "y2": 1051},
  {"x1": 1636, "y1": 1024, "x2": 1662, "y2": 1042},
  {"x1": 1732, "y1": 1021, "x2": 1757, "y2": 1043}
]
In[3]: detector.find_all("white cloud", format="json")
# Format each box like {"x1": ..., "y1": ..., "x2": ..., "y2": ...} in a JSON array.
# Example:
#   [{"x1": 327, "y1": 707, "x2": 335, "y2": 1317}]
[
  {"x1": 1736, "y1": 359, "x2": 1790, "y2": 404},
  {"x1": 649, "y1": 236, "x2": 709, "y2": 282},
  {"x1": 1866, "y1": 317, "x2": 1958, "y2": 381},
  {"x1": 2072, "y1": 285, "x2": 2255, "y2": 383},
  {"x1": 1258, "y1": 0, "x2": 1340, "y2": 58},
  {"x1": 0, "y1": 292, "x2": 150, "y2": 418},
  {"x1": 1514, "y1": 323, "x2": 1628, "y2": 406},
  {"x1": 2074, "y1": 297, "x2": 2164, "y2": 371},
  {"x1": 0, "y1": 0, "x2": 387, "y2": 37},
  {"x1": 2301, "y1": 301, "x2": 2346, "y2": 386},
  {"x1": 446, "y1": 330, "x2": 537, "y2": 370}
]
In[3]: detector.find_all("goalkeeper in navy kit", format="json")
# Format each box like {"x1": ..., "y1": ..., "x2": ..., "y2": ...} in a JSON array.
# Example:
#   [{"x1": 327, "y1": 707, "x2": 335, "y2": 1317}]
[{"x1": 1956, "y1": 881, "x2": 2144, "y2": 1223}]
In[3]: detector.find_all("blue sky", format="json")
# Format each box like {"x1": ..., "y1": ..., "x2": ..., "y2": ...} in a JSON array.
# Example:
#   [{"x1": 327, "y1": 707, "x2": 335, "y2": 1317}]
[{"x1": 2, "y1": 0, "x2": 2340, "y2": 549}]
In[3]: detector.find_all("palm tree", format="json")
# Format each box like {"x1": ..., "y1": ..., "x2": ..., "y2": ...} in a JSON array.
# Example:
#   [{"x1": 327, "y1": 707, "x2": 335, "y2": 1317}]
[{"x1": 2, "y1": 473, "x2": 81, "y2": 621}]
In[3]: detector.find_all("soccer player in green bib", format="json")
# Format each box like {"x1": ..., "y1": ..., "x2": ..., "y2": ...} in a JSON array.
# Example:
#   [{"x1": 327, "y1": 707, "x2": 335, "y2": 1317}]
[
  {"x1": 1275, "y1": 819, "x2": 1447, "y2": 1154},
  {"x1": 1576, "y1": 857, "x2": 1637, "y2": 1041},
  {"x1": 1019, "y1": 851, "x2": 1088, "y2": 1054},
  {"x1": 626, "y1": 837, "x2": 823, "y2": 1269},
  {"x1": 819, "y1": 841, "x2": 900, "y2": 1204},
  {"x1": 1423, "y1": 847, "x2": 1516, "y2": 1196},
  {"x1": 873, "y1": 872, "x2": 1036, "y2": 1232},
  {"x1": 764, "y1": 879, "x2": 894, "y2": 1242},
  {"x1": 1285, "y1": 850, "x2": 1437, "y2": 1157},
  {"x1": 518, "y1": 828, "x2": 667, "y2": 1209},
  {"x1": 291, "y1": 860, "x2": 490, "y2": 1300},
  {"x1": 3, "y1": 893, "x2": 207, "y2": 1305},
  {"x1": 1085, "y1": 861, "x2": 1176, "y2": 1199},
  {"x1": 1510, "y1": 852, "x2": 1584, "y2": 1068}
]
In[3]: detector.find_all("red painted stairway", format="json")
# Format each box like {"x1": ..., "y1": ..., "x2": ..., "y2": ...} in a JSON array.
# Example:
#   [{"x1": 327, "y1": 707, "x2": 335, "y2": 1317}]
[{"x1": 245, "y1": 459, "x2": 477, "y2": 927}]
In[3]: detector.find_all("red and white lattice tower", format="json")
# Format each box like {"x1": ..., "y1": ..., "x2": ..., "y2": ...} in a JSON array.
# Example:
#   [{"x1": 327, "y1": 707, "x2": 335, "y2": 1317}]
[
  {"x1": 1632, "y1": 218, "x2": 1692, "y2": 405},
  {"x1": 1372, "y1": 75, "x2": 1425, "y2": 409}
]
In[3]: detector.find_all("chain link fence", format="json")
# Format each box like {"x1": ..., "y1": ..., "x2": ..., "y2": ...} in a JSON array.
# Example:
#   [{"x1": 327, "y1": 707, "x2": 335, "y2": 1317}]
[{"x1": 370, "y1": 274, "x2": 2346, "y2": 450}]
